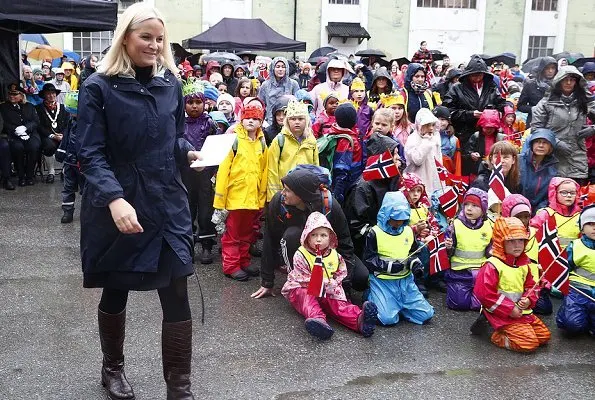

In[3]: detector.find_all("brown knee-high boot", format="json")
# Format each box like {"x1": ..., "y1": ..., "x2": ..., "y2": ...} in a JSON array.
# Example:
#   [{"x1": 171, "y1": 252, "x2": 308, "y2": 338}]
[
  {"x1": 162, "y1": 320, "x2": 195, "y2": 400},
  {"x1": 98, "y1": 309, "x2": 135, "y2": 400}
]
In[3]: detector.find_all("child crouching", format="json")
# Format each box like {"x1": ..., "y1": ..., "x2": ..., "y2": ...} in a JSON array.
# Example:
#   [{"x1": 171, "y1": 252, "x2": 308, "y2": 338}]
[
  {"x1": 363, "y1": 191, "x2": 434, "y2": 325},
  {"x1": 282, "y1": 212, "x2": 378, "y2": 340},
  {"x1": 474, "y1": 217, "x2": 551, "y2": 352}
]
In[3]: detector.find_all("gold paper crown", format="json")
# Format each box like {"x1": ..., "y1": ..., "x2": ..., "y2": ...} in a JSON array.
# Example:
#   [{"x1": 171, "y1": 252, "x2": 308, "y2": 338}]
[
  {"x1": 350, "y1": 77, "x2": 366, "y2": 91},
  {"x1": 379, "y1": 92, "x2": 405, "y2": 108},
  {"x1": 285, "y1": 100, "x2": 309, "y2": 118}
]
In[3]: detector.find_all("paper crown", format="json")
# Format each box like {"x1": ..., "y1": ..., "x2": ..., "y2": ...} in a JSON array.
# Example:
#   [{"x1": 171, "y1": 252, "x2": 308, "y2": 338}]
[
  {"x1": 285, "y1": 100, "x2": 309, "y2": 118},
  {"x1": 350, "y1": 77, "x2": 366, "y2": 91},
  {"x1": 379, "y1": 92, "x2": 405, "y2": 108},
  {"x1": 182, "y1": 79, "x2": 206, "y2": 99}
]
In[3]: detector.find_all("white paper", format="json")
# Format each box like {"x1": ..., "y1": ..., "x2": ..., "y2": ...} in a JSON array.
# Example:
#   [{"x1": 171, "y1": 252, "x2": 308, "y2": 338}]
[{"x1": 190, "y1": 133, "x2": 237, "y2": 168}]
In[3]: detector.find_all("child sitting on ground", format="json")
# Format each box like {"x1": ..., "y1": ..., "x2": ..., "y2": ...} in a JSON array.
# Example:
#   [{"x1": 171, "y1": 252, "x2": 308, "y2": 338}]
[
  {"x1": 556, "y1": 205, "x2": 595, "y2": 336},
  {"x1": 312, "y1": 92, "x2": 338, "y2": 138},
  {"x1": 363, "y1": 191, "x2": 435, "y2": 326},
  {"x1": 282, "y1": 212, "x2": 378, "y2": 340},
  {"x1": 444, "y1": 188, "x2": 492, "y2": 311},
  {"x1": 474, "y1": 217, "x2": 551, "y2": 352}
]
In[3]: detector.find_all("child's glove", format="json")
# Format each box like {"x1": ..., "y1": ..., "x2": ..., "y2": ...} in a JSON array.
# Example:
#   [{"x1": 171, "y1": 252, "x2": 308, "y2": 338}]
[
  {"x1": 211, "y1": 209, "x2": 228, "y2": 235},
  {"x1": 410, "y1": 258, "x2": 424, "y2": 278},
  {"x1": 14, "y1": 126, "x2": 29, "y2": 140}
]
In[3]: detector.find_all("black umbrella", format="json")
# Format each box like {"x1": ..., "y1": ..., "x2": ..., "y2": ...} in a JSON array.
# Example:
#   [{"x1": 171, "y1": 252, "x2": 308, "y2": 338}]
[
  {"x1": 430, "y1": 50, "x2": 447, "y2": 61},
  {"x1": 201, "y1": 52, "x2": 242, "y2": 64},
  {"x1": 484, "y1": 52, "x2": 516, "y2": 67},
  {"x1": 308, "y1": 46, "x2": 337, "y2": 63},
  {"x1": 521, "y1": 57, "x2": 543, "y2": 73},
  {"x1": 355, "y1": 49, "x2": 386, "y2": 58},
  {"x1": 571, "y1": 57, "x2": 595, "y2": 68},
  {"x1": 390, "y1": 57, "x2": 410, "y2": 67},
  {"x1": 360, "y1": 57, "x2": 390, "y2": 68},
  {"x1": 553, "y1": 51, "x2": 584, "y2": 63},
  {"x1": 171, "y1": 43, "x2": 192, "y2": 60}
]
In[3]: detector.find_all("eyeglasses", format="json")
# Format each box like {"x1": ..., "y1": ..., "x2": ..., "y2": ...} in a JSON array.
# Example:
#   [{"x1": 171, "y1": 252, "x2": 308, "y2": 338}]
[{"x1": 558, "y1": 191, "x2": 577, "y2": 197}]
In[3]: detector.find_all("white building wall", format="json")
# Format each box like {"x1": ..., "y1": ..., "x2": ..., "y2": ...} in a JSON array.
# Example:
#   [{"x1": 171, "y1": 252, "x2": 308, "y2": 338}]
[
  {"x1": 408, "y1": 0, "x2": 486, "y2": 65},
  {"x1": 202, "y1": 0, "x2": 252, "y2": 31},
  {"x1": 520, "y1": 0, "x2": 568, "y2": 61},
  {"x1": 319, "y1": 0, "x2": 369, "y2": 55}
]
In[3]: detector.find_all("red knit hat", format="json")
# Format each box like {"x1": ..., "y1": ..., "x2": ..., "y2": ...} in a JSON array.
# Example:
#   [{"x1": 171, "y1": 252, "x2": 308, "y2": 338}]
[{"x1": 464, "y1": 194, "x2": 482, "y2": 208}]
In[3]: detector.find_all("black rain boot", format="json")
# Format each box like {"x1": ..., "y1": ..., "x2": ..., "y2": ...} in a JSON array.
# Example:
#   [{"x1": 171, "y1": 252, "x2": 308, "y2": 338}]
[
  {"x1": 61, "y1": 209, "x2": 74, "y2": 224},
  {"x1": 2, "y1": 178, "x2": 15, "y2": 190},
  {"x1": 162, "y1": 320, "x2": 195, "y2": 400},
  {"x1": 98, "y1": 309, "x2": 135, "y2": 400},
  {"x1": 470, "y1": 312, "x2": 489, "y2": 336},
  {"x1": 199, "y1": 242, "x2": 213, "y2": 265},
  {"x1": 249, "y1": 243, "x2": 262, "y2": 257}
]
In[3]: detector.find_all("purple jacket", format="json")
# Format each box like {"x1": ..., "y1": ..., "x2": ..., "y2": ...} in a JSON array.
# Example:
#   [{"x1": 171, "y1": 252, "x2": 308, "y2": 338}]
[
  {"x1": 184, "y1": 113, "x2": 217, "y2": 151},
  {"x1": 356, "y1": 103, "x2": 373, "y2": 137}
]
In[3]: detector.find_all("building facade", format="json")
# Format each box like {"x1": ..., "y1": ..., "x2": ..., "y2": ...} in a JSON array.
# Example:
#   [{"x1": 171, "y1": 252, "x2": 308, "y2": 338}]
[{"x1": 44, "y1": 0, "x2": 593, "y2": 65}]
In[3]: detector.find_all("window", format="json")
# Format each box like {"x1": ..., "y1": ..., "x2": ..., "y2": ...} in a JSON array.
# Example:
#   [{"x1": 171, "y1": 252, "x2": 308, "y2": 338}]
[
  {"x1": 417, "y1": 0, "x2": 477, "y2": 8},
  {"x1": 528, "y1": 36, "x2": 555, "y2": 58},
  {"x1": 72, "y1": 31, "x2": 113, "y2": 59},
  {"x1": 531, "y1": 0, "x2": 558, "y2": 11},
  {"x1": 329, "y1": 0, "x2": 360, "y2": 4}
]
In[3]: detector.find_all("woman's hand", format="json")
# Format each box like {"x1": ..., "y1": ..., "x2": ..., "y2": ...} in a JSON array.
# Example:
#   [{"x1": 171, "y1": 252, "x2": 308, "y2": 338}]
[
  {"x1": 109, "y1": 198, "x2": 144, "y2": 234},
  {"x1": 187, "y1": 150, "x2": 204, "y2": 172},
  {"x1": 251, "y1": 286, "x2": 275, "y2": 299}
]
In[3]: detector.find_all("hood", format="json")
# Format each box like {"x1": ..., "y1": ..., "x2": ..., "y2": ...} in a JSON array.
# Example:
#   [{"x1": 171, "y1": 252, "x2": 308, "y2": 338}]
[
  {"x1": 502, "y1": 194, "x2": 532, "y2": 218},
  {"x1": 365, "y1": 132, "x2": 398, "y2": 157},
  {"x1": 430, "y1": 188, "x2": 446, "y2": 213},
  {"x1": 458, "y1": 187, "x2": 488, "y2": 229},
  {"x1": 377, "y1": 191, "x2": 411, "y2": 235},
  {"x1": 552, "y1": 66, "x2": 589, "y2": 93},
  {"x1": 459, "y1": 55, "x2": 493, "y2": 84},
  {"x1": 288, "y1": 59, "x2": 298, "y2": 78},
  {"x1": 372, "y1": 67, "x2": 393, "y2": 92},
  {"x1": 205, "y1": 60, "x2": 221, "y2": 78},
  {"x1": 281, "y1": 168, "x2": 323, "y2": 211},
  {"x1": 400, "y1": 172, "x2": 430, "y2": 207},
  {"x1": 415, "y1": 108, "x2": 438, "y2": 131},
  {"x1": 208, "y1": 111, "x2": 230, "y2": 128},
  {"x1": 325, "y1": 59, "x2": 354, "y2": 83},
  {"x1": 300, "y1": 211, "x2": 339, "y2": 252},
  {"x1": 528, "y1": 128, "x2": 557, "y2": 150},
  {"x1": 547, "y1": 177, "x2": 581, "y2": 216},
  {"x1": 83, "y1": 57, "x2": 95, "y2": 71},
  {"x1": 477, "y1": 109, "x2": 501, "y2": 129},
  {"x1": 533, "y1": 56, "x2": 557, "y2": 79},
  {"x1": 445, "y1": 68, "x2": 462, "y2": 82},
  {"x1": 503, "y1": 105, "x2": 515, "y2": 119},
  {"x1": 269, "y1": 56, "x2": 290, "y2": 82},
  {"x1": 491, "y1": 217, "x2": 530, "y2": 263},
  {"x1": 582, "y1": 62, "x2": 595, "y2": 76},
  {"x1": 295, "y1": 88, "x2": 313, "y2": 103},
  {"x1": 405, "y1": 63, "x2": 425, "y2": 88},
  {"x1": 233, "y1": 64, "x2": 248, "y2": 76},
  {"x1": 271, "y1": 94, "x2": 294, "y2": 118},
  {"x1": 221, "y1": 62, "x2": 234, "y2": 77}
]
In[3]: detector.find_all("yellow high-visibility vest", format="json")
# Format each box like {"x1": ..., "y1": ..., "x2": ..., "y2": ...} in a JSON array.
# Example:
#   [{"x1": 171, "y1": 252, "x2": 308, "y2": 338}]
[
  {"x1": 570, "y1": 239, "x2": 595, "y2": 287},
  {"x1": 371, "y1": 225, "x2": 414, "y2": 280},
  {"x1": 486, "y1": 256, "x2": 532, "y2": 315},
  {"x1": 451, "y1": 219, "x2": 492, "y2": 270}
]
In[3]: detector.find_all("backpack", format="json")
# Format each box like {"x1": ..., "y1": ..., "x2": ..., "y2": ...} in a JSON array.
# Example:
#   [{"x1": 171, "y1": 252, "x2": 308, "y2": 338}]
[
  {"x1": 275, "y1": 132, "x2": 317, "y2": 165},
  {"x1": 232, "y1": 135, "x2": 266, "y2": 155},
  {"x1": 316, "y1": 134, "x2": 354, "y2": 172}
]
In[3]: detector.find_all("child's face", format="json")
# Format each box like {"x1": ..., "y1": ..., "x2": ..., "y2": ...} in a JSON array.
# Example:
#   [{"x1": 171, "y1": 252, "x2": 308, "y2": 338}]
[
  {"x1": 556, "y1": 182, "x2": 577, "y2": 207},
  {"x1": 532, "y1": 138, "x2": 552, "y2": 157},
  {"x1": 217, "y1": 84, "x2": 228, "y2": 94},
  {"x1": 185, "y1": 98, "x2": 204, "y2": 118},
  {"x1": 464, "y1": 202, "x2": 483, "y2": 221},
  {"x1": 483, "y1": 127, "x2": 497, "y2": 136},
  {"x1": 505, "y1": 115, "x2": 515, "y2": 125},
  {"x1": 275, "y1": 110, "x2": 286, "y2": 126},
  {"x1": 493, "y1": 153, "x2": 515, "y2": 175},
  {"x1": 388, "y1": 219, "x2": 404, "y2": 228},
  {"x1": 514, "y1": 211, "x2": 531, "y2": 228},
  {"x1": 376, "y1": 77, "x2": 389, "y2": 90},
  {"x1": 239, "y1": 83, "x2": 251, "y2": 97},
  {"x1": 371, "y1": 115, "x2": 392, "y2": 135},
  {"x1": 242, "y1": 117, "x2": 262, "y2": 133},
  {"x1": 325, "y1": 98, "x2": 339, "y2": 115},
  {"x1": 438, "y1": 118, "x2": 449, "y2": 131},
  {"x1": 218, "y1": 100, "x2": 232, "y2": 114},
  {"x1": 217, "y1": 122, "x2": 228, "y2": 132},
  {"x1": 582, "y1": 222, "x2": 595, "y2": 240},
  {"x1": 287, "y1": 116, "x2": 307, "y2": 136},
  {"x1": 391, "y1": 104, "x2": 404, "y2": 122},
  {"x1": 307, "y1": 227, "x2": 331, "y2": 251},
  {"x1": 419, "y1": 123, "x2": 435, "y2": 137},
  {"x1": 489, "y1": 203, "x2": 501, "y2": 216},
  {"x1": 352, "y1": 89, "x2": 365, "y2": 102},
  {"x1": 504, "y1": 239, "x2": 526, "y2": 258},
  {"x1": 408, "y1": 186, "x2": 424, "y2": 205}
]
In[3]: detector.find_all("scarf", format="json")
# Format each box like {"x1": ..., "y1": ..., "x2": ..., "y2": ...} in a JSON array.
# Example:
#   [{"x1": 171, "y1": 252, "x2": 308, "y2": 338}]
[{"x1": 410, "y1": 81, "x2": 428, "y2": 94}]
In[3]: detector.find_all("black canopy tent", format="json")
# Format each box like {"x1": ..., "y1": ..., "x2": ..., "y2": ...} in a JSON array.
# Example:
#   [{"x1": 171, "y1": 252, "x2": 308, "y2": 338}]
[
  {"x1": 183, "y1": 18, "x2": 306, "y2": 52},
  {"x1": 0, "y1": 0, "x2": 118, "y2": 98}
]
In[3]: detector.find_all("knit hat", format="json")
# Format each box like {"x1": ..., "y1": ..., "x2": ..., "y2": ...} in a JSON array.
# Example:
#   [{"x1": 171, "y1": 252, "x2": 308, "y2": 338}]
[
  {"x1": 433, "y1": 105, "x2": 450, "y2": 120},
  {"x1": 242, "y1": 99, "x2": 265, "y2": 121},
  {"x1": 32, "y1": 68, "x2": 43, "y2": 76},
  {"x1": 285, "y1": 100, "x2": 309, "y2": 119},
  {"x1": 378, "y1": 92, "x2": 405, "y2": 108},
  {"x1": 466, "y1": 194, "x2": 483, "y2": 208},
  {"x1": 203, "y1": 84, "x2": 220, "y2": 102},
  {"x1": 334, "y1": 103, "x2": 357, "y2": 129},
  {"x1": 350, "y1": 77, "x2": 366, "y2": 91},
  {"x1": 209, "y1": 111, "x2": 230, "y2": 128},
  {"x1": 216, "y1": 93, "x2": 234, "y2": 108},
  {"x1": 323, "y1": 92, "x2": 339, "y2": 108},
  {"x1": 281, "y1": 168, "x2": 322, "y2": 207},
  {"x1": 579, "y1": 205, "x2": 595, "y2": 230}
]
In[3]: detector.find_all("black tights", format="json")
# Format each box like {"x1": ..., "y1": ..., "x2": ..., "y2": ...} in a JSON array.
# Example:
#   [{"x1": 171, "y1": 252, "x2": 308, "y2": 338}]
[{"x1": 98, "y1": 277, "x2": 191, "y2": 322}]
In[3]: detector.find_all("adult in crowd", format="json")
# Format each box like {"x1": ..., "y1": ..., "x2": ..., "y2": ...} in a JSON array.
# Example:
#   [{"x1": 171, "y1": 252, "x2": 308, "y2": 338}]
[
  {"x1": 517, "y1": 56, "x2": 557, "y2": 125},
  {"x1": 0, "y1": 82, "x2": 41, "y2": 187},
  {"x1": 403, "y1": 63, "x2": 436, "y2": 123},
  {"x1": 258, "y1": 56, "x2": 299, "y2": 124},
  {"x1": 311, "y1": 59, "x2": 353, "y2": 116},
  {"x1": 433, "y1": 68, "x2": 461, "y2": 100},
  {"x1": 221, "y1": 62, "x2": 238, "y2": 94},
  {"x1": 0, "y1": 112, "x2": 14, "y2": 190},
  {"x1": 36, "y1": 83, "x2": 68, "y2": 184},
  {"x1": 22, "y1": 65, "x2": 42, "y2": 106},
  {"x1": 442, "y1": 54, "x2": 506, "y2": 147},
  {"x1": 49, "y1": 68, "x2": 70, "y2": 104},
  {"x1": 252, "y1": 168, "x2": 368, "y2": 299},
  {"x1": 79, "y1": 54, "x2": 98, "y2": 87},
  {"x1": 531, "y1": 66, "x2": 595, "y2": 184},
  {"x1": 76, "y1": 3, "x2": 202, "y2": 399},
  {"x1": 61, "y1": 62, "x2": 78, "y2": 91}
]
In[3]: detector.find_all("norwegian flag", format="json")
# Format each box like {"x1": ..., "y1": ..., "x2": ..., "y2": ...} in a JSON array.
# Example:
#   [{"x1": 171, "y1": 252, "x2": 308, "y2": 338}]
[
  {"x1": 428, "y1": 233, "x2": 450, "y2": 275},
  {"x1": 363, "y1": 150, "x2": 399, "y2": 181},
  {"x1": 450, "y1": 175, "x2": 469, "y2": 204},
  {"x1": 435, "y1": 158, "x2": 451, "y2": 182},
  {"x1": 438, "y1": 187, "x2": 459, "y2": 219},
  {"x1": 536, "y1": 214, "x2": 561, "y2": 269},
  {"x1": 541, "y1": 249, "x2": 570, "y2": 295},
  {"x1": 426, "y1": 63, "x2": 436, "y2": 86},
  {"x1": 489, "y1": 152, "x2": 506, "y2": 202},
  {"x1": 579, "y1": 185, "x2": 595, "y2": 208},
  {"x1": 307, "y1": 246, "x2": 326, "y2": 298},
  {"x1": 505, "y1": 131, "x2": 523, "y2": 148}
]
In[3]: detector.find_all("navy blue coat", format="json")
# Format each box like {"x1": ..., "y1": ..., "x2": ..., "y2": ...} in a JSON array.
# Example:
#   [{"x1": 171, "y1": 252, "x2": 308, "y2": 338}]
[{"x1": 76, "y1": 69, "x2": 195, "y2": 274}]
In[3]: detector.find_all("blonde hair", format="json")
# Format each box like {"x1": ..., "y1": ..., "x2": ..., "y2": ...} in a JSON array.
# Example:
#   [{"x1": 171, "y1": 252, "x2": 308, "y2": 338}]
[
  {"x1": 98, "y1": 3, "x2": 177, "y2": 77},
  {"x1": 372, "y1": 108, "x2": 395, "y2": 128}
]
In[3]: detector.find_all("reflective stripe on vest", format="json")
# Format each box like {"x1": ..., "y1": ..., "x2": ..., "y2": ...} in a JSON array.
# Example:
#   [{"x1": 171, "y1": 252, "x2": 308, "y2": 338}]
[
  {"x1": 409, "y1": 206, "x2": 429, "y2": 228},
  {"x1": 487, "y1": 257, "x2": 533, "y2": 315},
  {"x1": 297, "y1": 246, "x2": 340, "y2": 278},
  {"x1": 543, "y1": 207, "x2": 580, "y2": 250},
  {"x1": 371, "y1": 225, "x2": 413, "y2": 280},
  {"x1": 570, "y1": 239, "x2": 595, "y2": 287},
  {"x1": 450, "y1": 219, "x2": 492, "y2": 270}
]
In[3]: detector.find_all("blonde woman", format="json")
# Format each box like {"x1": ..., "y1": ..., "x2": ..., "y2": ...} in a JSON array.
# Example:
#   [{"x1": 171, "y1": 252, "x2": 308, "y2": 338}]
[{"x1": 76, "y1": 3, "x2": 201, "y2": 399}]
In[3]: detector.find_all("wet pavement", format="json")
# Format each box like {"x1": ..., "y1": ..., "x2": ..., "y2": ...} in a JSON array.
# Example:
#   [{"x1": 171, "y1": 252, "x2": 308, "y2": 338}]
[{"x1": 0, "y1": 183, "x2": 594, "y2": 399}]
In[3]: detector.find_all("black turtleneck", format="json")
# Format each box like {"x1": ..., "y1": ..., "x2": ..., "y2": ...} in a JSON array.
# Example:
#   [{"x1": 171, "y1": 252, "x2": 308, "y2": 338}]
[{"x1": 134, "y1": 66, "x2": 153, "y2": 85}]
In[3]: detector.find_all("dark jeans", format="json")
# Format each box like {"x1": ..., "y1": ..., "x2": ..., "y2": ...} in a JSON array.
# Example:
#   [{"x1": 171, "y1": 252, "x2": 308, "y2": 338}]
[
  {"x1": 40, "y1": 136, "x2": 58, "y2": 156},
  {"x1": 10, "y1": 134, "x2": 41, "y2": 179},
  {"x1": 62, "y1": 163, "x2": 83, "y2": 211},
  {"x1": 181, "y1": 167, "x2": 216, "y2": 248},
  {"x1": 0, "y1": 138, "x2": 11, "y2": 179}
]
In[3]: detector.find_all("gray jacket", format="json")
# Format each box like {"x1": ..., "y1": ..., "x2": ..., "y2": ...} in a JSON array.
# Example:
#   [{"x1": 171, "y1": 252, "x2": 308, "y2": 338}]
[
  {"x1": 257, "y1": 56, "x2": 299, "y2": 124},
  {"x1": 531, "y1": 66, "x2": 595, "y2": 179}
]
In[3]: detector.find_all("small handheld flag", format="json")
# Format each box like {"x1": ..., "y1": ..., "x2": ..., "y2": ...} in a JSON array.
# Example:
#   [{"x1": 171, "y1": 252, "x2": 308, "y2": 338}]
[
  {"x1": 489, "y1": 152, "x2": 506, "y2": 202},
  {"x1": 307, "y1": 245, "x2": 326, "y2": 298},
  {"x1": 434, "y1": 158, "x2": 451, "y2": 182},
  {"x1": 428, "y1": 233, "x2": 450, "y2": 275},
  {"x1": 438, "y1": 187, "x2": 459, "y2": 219},
  {"x1": 363, "y1": 150, "x2": 399, "y2": 181}
]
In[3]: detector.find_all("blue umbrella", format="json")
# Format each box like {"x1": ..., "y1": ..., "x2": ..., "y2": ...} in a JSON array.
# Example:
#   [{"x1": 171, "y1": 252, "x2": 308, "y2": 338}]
[
  {"x1": 52, "y1": 50, "x2": 82, "y2": 68},
  {"x1": 20, "y1": 33, "x2": 49, "y2": 46}
]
